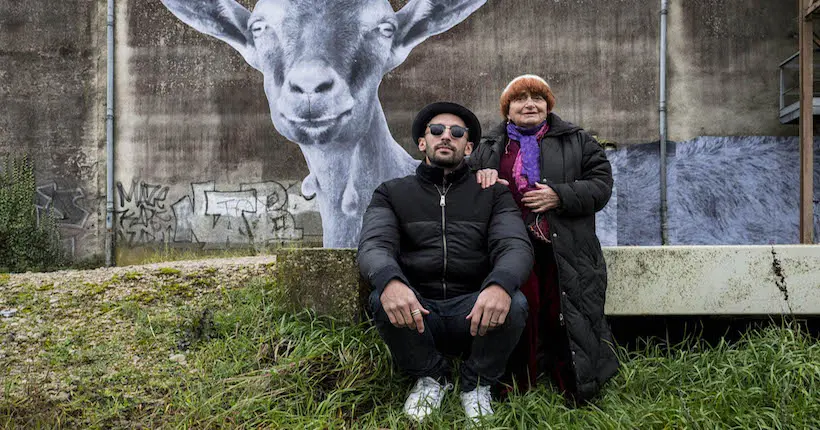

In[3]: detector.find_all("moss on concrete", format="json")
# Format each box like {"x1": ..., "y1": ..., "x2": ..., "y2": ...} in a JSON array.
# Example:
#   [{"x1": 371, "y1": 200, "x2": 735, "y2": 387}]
[
  {"x1": 274, "y1": 248, "x2": 366, "y2": 323},
  {"x1": 2, "y1": 252, "x2": 367, "y2": 325}
]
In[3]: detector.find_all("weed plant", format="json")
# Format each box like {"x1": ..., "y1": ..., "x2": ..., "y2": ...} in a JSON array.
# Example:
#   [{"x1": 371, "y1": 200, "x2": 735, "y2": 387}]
[{"x1": 0, "y1": 155, "x2": 65, "y2": 273}]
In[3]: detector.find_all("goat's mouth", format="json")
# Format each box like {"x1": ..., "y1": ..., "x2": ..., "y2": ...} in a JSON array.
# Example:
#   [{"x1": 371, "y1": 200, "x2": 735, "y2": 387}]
[{"x1": 282, "y1": 109, "x2": 353, "y2": 131}]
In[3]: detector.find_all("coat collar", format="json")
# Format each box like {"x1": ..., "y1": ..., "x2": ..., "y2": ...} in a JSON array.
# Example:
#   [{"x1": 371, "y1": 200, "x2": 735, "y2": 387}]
[
  {"x1": 481, "y1": 112, "x2": 582, "y2": 150},
  {"x1": 416, "y1": 160, "x2": 471, "y2": 185}
]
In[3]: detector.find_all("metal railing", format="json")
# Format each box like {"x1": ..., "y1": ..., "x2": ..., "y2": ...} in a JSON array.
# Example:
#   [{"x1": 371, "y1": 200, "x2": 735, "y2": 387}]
[{"x1": 778, "y1": 49, "x2": 820, "y2": 112}]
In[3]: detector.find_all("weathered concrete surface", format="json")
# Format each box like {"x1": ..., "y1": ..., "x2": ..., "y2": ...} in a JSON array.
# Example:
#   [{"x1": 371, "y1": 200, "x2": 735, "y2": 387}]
[
  {"x1": 0, "y1": 0, "x2": 807, "y2": 258},
  {"x1": 604, "y1": 245, "x2": 820, "y2": 315},
  {"x1": 3, "y1": 246, "x2": 818, "y2": 323},
  {"x1": 112, "y1": 0, "x2": 797, "y2": 253},
  {"x1": 668, "y1": 0, "x2": 798, "y2": 141},
  {"x1": 383, "y1": 0, "x2": 660, "y2": 148},
  {"x1": 274, "y1": 248, "x2": 368, "y2": 323},
  {"x1": 112, "y1": 0, "x2": 659, "y2": 251},
  {"x1": 114, "y1": 0, "x2": 321, "y2": 249},
  {"x1": 275, "y1": 246, "x2": 820, "y2": 320},
  {"x1": 0, "y1": 0, "x2": 104, "y2": 260}
]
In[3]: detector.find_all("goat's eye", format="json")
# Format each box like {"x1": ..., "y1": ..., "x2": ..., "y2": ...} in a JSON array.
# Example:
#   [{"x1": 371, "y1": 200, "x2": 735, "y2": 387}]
[
  {"x1": 251, "y1": 21, "x2": 268, "y2": 37},
  {"x1": 377, "y1": 22, "x2": 395, "y2": 38}
]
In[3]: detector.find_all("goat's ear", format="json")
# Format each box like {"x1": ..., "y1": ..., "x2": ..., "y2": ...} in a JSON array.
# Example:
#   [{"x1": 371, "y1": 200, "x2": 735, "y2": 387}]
[
  {"x1": 387, "y1": 0, "x2": 486, "y2": 71},
  {"x1": 161, "y1": 0, "x2": 258, "y2": 70}
]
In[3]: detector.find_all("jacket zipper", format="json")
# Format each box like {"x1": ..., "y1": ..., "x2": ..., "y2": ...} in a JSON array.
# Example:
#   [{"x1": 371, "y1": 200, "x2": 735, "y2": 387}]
[{"x1": 440, "y1": 183, "x2": 448, "y2": 299}]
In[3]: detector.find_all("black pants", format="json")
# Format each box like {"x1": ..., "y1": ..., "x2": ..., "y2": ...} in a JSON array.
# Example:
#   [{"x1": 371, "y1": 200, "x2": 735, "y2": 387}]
[{"x1": 369, "y1": 289, "x2": 528, "y2": 392}]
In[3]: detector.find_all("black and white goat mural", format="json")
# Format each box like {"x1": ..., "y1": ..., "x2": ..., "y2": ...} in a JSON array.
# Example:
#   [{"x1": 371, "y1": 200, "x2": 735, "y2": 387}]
[
  {"x1": 595, "y1": 136, "x2": 820, "y2": 246},
  {"x1": 159, "y1": 1, "x2": 819, "y2": 249},
  {"x1": 160, "y1": 0, "x2": 486, "y2": 248}
]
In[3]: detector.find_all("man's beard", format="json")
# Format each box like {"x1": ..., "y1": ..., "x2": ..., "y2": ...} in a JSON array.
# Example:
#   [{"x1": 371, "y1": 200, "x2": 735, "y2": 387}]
[{"x1": 426, "y1": 144, "x2": 463, "y2": 169}]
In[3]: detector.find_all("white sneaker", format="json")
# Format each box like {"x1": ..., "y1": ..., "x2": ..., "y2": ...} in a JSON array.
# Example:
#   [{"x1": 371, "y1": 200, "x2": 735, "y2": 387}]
[
  {"x1": 403, "y1": 376, "x2": 452, "y2": 422},
  {"x1": 460, "y1": 385, "x2": 494, "y2": 423}
]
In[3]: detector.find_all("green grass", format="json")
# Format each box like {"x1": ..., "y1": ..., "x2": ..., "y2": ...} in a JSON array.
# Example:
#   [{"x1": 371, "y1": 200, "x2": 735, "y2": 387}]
[{"x1": 1, "y1": 278, "x2": 818, "y2": 429}]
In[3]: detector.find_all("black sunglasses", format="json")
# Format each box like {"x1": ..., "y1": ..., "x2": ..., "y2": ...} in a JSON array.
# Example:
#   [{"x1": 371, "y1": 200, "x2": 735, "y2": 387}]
[{"x1": 427, "y1": 123, "x2": 468, "y2": 139}]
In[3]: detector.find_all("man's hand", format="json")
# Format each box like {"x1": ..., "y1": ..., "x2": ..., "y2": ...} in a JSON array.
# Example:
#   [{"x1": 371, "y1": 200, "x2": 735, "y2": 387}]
[
  {"x1": 476, "y1": 168, "x2": 509, "y2": 189},
  {"x1": 466, "y1": 284, "x2": 511, "y2": 336},
  {"x1": 521, "y1": 183, "x2": 560, "y2": 212},
  {"x1": 380, "y1": 279, "x2": 430, "y2": 334}
]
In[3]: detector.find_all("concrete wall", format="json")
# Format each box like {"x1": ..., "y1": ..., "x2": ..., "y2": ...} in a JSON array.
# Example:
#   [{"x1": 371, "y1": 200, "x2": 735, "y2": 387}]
[
  {"x1": 668, "y1": 0, "x2": 799, "y2": 141},
  {"x1": 383, "y1": 0, "x2": 661, "y2": 147},
  {"x1": 0, "y1": 0, "x2": 809, "y2": 259},
  {"x1": 0, "y1": 1, "x2": 104, "y2": 260},
  {"x1": 114, "y1": 0, "x2": 321, "y2": 251},
  {"x1": 115, "y1": 0, "x2": 661, "y2": 251}
]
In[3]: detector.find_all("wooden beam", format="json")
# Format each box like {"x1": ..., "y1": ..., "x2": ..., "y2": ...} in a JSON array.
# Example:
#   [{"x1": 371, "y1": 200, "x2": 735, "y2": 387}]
[
  {"x1": 814, "y1": 32, "x2": 820, "y2": 47},
  {"x1": 800, "y1": 0, "x2": 815, "y2": 243},
  {"x1": 806, "y1": 0, "x2": 820, "y2": 18}
]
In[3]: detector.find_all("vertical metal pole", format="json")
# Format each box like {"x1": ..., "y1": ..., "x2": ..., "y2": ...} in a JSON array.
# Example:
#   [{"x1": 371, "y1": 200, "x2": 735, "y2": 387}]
[
  {"x1": 799, "y1": 0, "x2": 815, "y2": 244},
  {"x1": 659, "y1": 0, "x2": 669, "y2": 245},
  {"x1": 106, "y1": 0, "x2": 116, "y2": 265}
]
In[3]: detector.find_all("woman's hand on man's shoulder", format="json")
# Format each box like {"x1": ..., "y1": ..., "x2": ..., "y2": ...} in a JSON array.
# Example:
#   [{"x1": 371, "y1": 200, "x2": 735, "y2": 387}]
[{"x1": 475, "y1": 168, "x2": 509, "y2": 189}]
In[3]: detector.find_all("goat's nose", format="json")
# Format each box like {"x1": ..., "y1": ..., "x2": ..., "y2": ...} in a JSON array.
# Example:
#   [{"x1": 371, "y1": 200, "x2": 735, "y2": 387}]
[
  {"x1": 289, "y1": 78, "x2": 334, "y2": 94},
  {"x1": 286, "y1": 64, "x2": 337, "y2": 95}
]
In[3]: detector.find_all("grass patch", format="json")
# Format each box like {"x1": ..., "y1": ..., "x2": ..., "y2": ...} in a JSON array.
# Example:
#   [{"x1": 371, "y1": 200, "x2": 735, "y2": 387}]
[
  {"x1": 1, "y1": 278, "x2": 818, "y2": 429},
  {"x1": 156, "y1": 267, "x2": 182, "y2": 277},
  {"x1": 122, "y1": 271, "x2": 142, "y2": 281}
]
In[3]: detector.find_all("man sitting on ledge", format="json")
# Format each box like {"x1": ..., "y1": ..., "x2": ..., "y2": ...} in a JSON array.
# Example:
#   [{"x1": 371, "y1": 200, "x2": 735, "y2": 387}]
[{"x1": 357, "y1": 102, "x2": 534, "y2": 423}]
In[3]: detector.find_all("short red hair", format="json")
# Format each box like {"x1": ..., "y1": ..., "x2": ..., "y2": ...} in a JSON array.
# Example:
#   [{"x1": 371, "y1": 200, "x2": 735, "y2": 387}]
[{"x1": 499, "y1": 74, "x2": 556, "y2": 118}]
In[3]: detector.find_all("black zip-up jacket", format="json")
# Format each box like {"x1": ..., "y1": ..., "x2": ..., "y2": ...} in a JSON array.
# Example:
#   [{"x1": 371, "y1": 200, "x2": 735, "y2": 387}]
[{"x1": 358, "y1": 161, "x2": 533, "y2": 300}]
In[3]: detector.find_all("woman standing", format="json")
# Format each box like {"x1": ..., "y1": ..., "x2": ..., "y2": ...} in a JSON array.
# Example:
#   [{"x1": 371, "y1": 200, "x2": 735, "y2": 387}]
[{"x1": 470, "y1": 74, "x2": 618, "y2": 403}]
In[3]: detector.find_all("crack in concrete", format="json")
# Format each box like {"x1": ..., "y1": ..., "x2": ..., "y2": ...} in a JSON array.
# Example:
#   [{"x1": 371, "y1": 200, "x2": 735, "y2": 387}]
[{"x1": 770, "y1": 247, "x2": 793, "y2": 313}]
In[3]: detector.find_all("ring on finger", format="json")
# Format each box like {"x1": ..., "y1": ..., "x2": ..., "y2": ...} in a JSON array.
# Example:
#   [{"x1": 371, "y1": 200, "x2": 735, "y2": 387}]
[{"x1": 410, "y1": 309, "x2": 421, "y2": 316}]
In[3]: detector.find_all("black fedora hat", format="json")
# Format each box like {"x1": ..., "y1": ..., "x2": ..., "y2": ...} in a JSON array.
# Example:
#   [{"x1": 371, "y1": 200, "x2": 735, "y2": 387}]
[{"x1": 411, "y1": 102, "x2": 482, "y2": 145}]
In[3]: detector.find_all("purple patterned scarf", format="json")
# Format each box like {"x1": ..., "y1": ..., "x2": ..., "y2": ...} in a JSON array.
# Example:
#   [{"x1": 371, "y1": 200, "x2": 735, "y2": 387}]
[{"x1": 506, "y1": 120, "x2": 549, "y2": 187}]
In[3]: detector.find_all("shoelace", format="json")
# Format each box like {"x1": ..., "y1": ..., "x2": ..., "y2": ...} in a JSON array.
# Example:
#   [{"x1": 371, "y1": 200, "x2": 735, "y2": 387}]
[
  {"x1": 410, "y1": 378, "x2": 448, "y2": 402},
  {"x1": 464, "y1": 386, "x2": 492, "y2": 412},
  {"x1": 418, "y1": 378, "x2": 437, "y2": 390}
]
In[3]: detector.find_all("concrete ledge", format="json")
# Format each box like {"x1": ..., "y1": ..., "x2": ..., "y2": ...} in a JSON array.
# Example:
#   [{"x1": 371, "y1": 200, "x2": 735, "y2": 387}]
[
  {"x1": 271, "y1": 245, "x2": 820, "y2": 319},
  {"x1": 4, "y1": 246, "x2": 817, "y2": 323},
  {"x1": 604, "y1": 245, "x2": 820, "y2": 316}
]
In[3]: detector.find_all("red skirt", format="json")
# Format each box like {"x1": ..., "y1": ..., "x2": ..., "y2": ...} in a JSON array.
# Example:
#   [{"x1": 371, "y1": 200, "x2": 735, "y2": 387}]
[{"x1": 501, "y1": 242, "x2": 576, "y2": 397}]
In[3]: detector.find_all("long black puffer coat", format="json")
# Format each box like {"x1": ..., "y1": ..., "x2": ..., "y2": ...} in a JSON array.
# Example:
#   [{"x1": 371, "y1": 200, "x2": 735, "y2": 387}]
[{"x1": 469, "y1": 112, "x2": 619, "y2": 401}]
